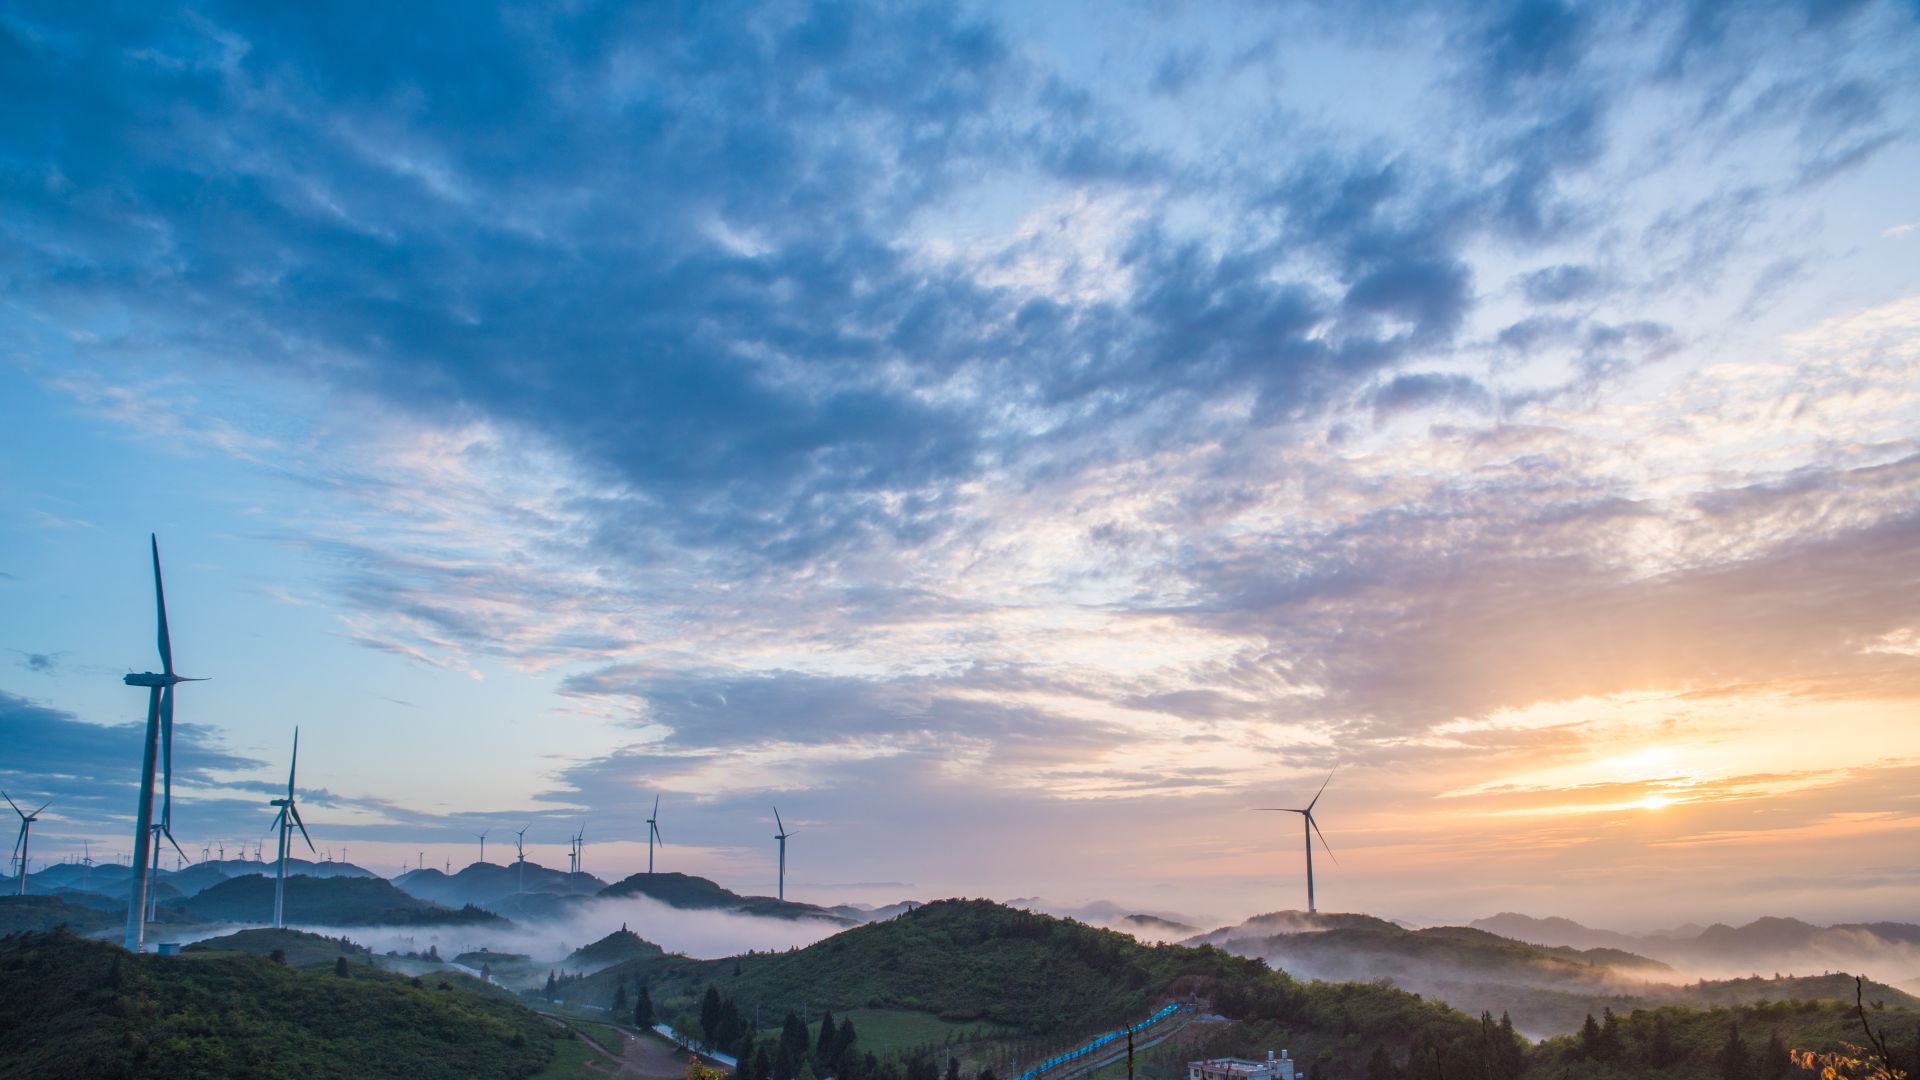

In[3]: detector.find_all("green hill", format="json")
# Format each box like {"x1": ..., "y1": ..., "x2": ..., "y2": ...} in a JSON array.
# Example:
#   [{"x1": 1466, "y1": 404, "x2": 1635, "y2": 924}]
[
  {"x1": 0, "y1": 895, "x2": 123, "y2": 936},
  {"x1": 597, "y1": 870, "x2": 858, "y2": 924},
  {"x1": 0, "y1": 930, "x2": 565, "y2": 1079},
  {"x1": 178, "y1": 874, "x2": 510, "y2": 928},
  {"x1": 564, "y1": 898, "x2": 1484, "y2": 1061},
  {"x1": 185, "y1": 927, "x2": 376, "y2": 970},
  {"x1": 561, "y1": 927, "x2": 665, "y2": 973},
  {"x1": 1522, "y1": 997, "x2": 1920, "y2": 1079}
]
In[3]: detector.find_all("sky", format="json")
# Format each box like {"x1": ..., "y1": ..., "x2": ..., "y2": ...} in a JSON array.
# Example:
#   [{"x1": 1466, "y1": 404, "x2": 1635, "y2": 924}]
[{"x1": 2, "y1": 0, "x2": 1918, "y2": 932}]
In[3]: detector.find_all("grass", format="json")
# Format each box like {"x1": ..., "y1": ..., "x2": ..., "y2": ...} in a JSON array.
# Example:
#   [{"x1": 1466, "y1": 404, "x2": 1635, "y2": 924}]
[
  {"x1": 528, "y1": 1026, "x2": 614, "y2": 1080},
  {"x1": 826, "y1": 1008, "x2": 1015, "y2": 1057}
]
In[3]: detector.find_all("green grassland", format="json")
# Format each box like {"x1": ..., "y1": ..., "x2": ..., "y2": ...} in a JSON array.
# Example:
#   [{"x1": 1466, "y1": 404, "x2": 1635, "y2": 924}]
[{"x1": 822, "y1": 1008, "x2": 1014, "y2": 1057}]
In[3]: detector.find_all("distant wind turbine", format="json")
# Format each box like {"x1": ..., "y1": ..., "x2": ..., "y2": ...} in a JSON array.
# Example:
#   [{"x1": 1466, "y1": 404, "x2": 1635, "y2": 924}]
[
  {"x1": 473, "y1": 831, "x2": 488, "y2": 866},
  {"x1": 6, "y1": 793, "x2": 50, "y2": 895},
  {"x1": 268, "y1": 729, "x2": 316, "y2": 929},
  {"x1": 569, "y1": 823, "x2": 587, "y2": 875},
  {"x1": 122, "y1": 535, "x2": 207, "y2": 953},
  {"x1": 645, "y1": 796, "x2": 663, "y2": 874},
  {"x1": 514, "y1": 823, "x2": 530, "y2": 893},
  {"x1": 773, "y1": 807, "x2": 796, "y2": 902},
  {"x1": 1258, "y1": 767, "x2": 1337, "y2": 915}
]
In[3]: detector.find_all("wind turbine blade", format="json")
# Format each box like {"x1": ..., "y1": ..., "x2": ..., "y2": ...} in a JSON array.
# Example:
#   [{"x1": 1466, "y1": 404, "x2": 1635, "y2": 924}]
[
  {"x1": 269, "y1": 807, "x2": 286, "y2": 835},
  {"x1": 1306, "y1": 766, "x2": 1337, "y2": 813},
  {"x1": 163, "y1": 827, "x2": 191, "y2": 865},
  {"x1": 152, "y1": 535, "x2": 174, "y2": 676},
  {"x1": 1253, "y1": 807, "x2": 1305, "y2": 812},
  {"x1": 651, "y1": 794, "x2": 659, "y2": 817},
  {"x1": 160, "y1": 684, "x2": 175, "y2": 830},
  {"x1": 32, "y1": 801, "x2": 51, "y2": 818},
  {"x1": 287, "y1": 728, "x2": 299, "y2": 796},
  {"x1": 1309, "y1": 814, "x2": 1338, "y2": 865},
  {"x1": 652, "y1": 823, "x2": 664, "y2": 846},
  {"x1": 1, "y1": 791, "x2": 21, "y2": 819},
  {"x1": 773, "y1": 806, "x2": 784, "y2": 834},
  {"x1": 289, "y1": 805, "x2": 315, "y2": 852}
]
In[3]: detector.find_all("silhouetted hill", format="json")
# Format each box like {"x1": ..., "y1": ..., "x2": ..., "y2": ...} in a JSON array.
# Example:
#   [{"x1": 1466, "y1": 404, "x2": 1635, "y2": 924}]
[
  {"x1": 1472, "y1": 912, "x2": 1647, "y2": 952},
  {"x1": 179, "y1": 874, "x2": 509, "y2": 928},
  {"x1": 1118, "y1": 913, "x2": 1200, "y2": 939},
  {"x1": 392, "y1": 860, "x2": 604, "y2": 910},
  {"x1": 0, "y1": 930, "x2": 558, "y2": 1078},
  {"x1": 596, "y1": 870, "x2": 859, "y2": 923}
]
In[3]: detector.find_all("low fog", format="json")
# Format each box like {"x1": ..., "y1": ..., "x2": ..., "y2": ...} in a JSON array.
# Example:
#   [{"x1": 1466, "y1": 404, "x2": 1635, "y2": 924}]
[{"x1": 174, "y1": 893, "x2": 854, "y2": 970}]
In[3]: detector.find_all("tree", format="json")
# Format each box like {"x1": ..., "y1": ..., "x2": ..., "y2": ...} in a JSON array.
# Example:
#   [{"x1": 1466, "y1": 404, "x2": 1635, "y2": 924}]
[
  {"x1": 818, "y1": 1009, "x2": 837, "y2": 1060},
  {"x1": 702, "y1": 986, "x2": 724, "y2": 1046},
  {"x1": 1576, "y1": 1012, "x2": 1602, "y2": 1059},
  {"x1": 1365, "y1": 1045, "x2": 1395, "y2": 1080},
  {"x1": 334, "y1": 956, "x2": 350, "y2": 977},
  {"x1": 976, "y1": 1070, "x2": 996, "y2": 1080},
  {"x1": 1717, "y1": 1022, "x2": 1750, "y2": 1080},
  {"x1": 545, "y1": 971, "x2": 558, "y2": 1000},
  {"x1": 688, "y1": 1056, "x2": 729, "y2": 1080},
  {"x1": 946, "y1": 1057, "x2": 961, "y2": 1080},
  {"x1": 637, "y1": 985, "x2": 656, "y2": 1027},
  {"x1": 1759, "y1": 1030, "x2": 1790, "y2": 1080},
  {"x1": 837, "y1": 1018, "x2": 858, "y2": 1059},
  {"x1": 783, "y1": 1012, "x2": 811, "y2": 1059},
  {"x1": 613, "y1": 981, "x2": 629, "y2": 1016},
  {"x1": 1599, "y1": 1007, "x2": 1622, "y2": 1062}
]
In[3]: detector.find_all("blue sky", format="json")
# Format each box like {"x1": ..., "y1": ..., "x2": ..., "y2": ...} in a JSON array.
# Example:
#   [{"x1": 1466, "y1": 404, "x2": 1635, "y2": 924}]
[{"x1": 3, "y1": 0, "x2": 1918, "y2": 927}]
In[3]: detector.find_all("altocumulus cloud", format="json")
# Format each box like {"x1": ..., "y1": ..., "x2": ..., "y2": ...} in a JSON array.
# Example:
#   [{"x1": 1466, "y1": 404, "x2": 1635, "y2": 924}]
[{"x1": 2, "y1": 0, "x2": 1919, "y2": 917}]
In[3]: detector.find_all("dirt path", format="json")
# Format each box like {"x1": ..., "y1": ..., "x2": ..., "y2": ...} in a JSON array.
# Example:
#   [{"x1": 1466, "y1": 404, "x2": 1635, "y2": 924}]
[{"x1": 545, "y1": 1014, "x2": 689, "y2": 1079}]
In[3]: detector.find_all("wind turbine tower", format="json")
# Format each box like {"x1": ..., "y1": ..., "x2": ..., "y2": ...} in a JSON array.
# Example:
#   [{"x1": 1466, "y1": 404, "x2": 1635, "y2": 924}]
[
  {"x1": 6, "y1": 793, "x2": 50, "y2": 895},
  {"x1": 645, "y1": 796, "x2": 663, "y2": 874},
  {"x1": 1258, "y1": 767, "x2": 1338, "y2": 915},
  {"x1": 473, "y1": 831, "x2": 488, "y2": 866},
  {"x1": 772, "y1": 807, "x2": 796, "y2": 902},
  {"x1": 513, "y1": 824, "x2": 530, "y2": 893},
  {"x1": 121, "y1": 536, "x2": 207, "y2": 953},
  {"x1": 268, "y1": 729, "x2": 316, "y2": 929}
]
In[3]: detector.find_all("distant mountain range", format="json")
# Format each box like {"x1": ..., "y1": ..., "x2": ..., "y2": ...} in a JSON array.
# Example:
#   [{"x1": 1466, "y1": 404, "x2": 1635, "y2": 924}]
[
  {"x1": 1189, "y1": 909, "x2": 1920, "y2": 1037},
  {"x1": 178, "y1": 873, "x2": 509, "y2": 928},
  {"x1": 1471, "y1": 911, "x2": 1920, "y2": 979},
  {"x1": 598, "y1": 870, "x2": 862, "y2": 924}
]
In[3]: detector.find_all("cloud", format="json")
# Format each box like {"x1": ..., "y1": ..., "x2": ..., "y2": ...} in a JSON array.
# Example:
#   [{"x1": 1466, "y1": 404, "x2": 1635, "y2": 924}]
[{"x1": 0, "y1": 689, "x2": 263, "y2": 829}]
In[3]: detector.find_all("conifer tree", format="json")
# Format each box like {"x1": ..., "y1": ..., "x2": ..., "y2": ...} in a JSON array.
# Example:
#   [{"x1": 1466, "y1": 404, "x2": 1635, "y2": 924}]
[
  {"x1": 818, "y1": 1009, "x2": 837, "y2": 1060},
  {"x1": 1577, "y1": 1013, "x2": 1602, "y2": 1059},
  {"x1": 637, "y1": 985, "x2": 656, "y2": 1027},
  {"x1": 1717, "y1": 1022, "x2": 1749, "y2": 1080}
]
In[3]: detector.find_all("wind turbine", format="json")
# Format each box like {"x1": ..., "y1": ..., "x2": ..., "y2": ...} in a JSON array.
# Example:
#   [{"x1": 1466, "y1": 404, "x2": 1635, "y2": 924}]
[
  {"x1": 5, "y1": 793, "x2": 50, "y2": 895},
  {"x1": 473, "y1": 830, "x2": 488, "y2": 866},
  {"x1": 268, "y1": 729, "x2": 315, "y2": 929},
  {"x1": 1258, "y1": 767, "x2": 1337, "y2": 915},
  {"x1": 772, "y1": 807, "x2": 796, "y2": 902},
  {"x1": 513, "y1": 823, "x2": 530, "y2": 893},
  {"x1": 569, "y1": 823, "x2": 587, "y2": 875},
  {"x1": 122, "y1": 535, "x2": 206, "y2": 952},
  {"x1": 645, "y1": 795, "x2": 663, "y2": 874}
]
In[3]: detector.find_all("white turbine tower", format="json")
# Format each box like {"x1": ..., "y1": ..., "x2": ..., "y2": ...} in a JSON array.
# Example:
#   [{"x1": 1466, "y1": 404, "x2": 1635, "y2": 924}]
[
  {"x1": 513, "y1": 823, "x2": 530, "y2": 893},
  {"x1": 122, "y1": 535, "x2": 206, "y2": 952},
  {"x1": 645, "y1": 796, "x2": 663, "y2": 874},
  {"x1": 473, "y1": 831, "x2": 488, "y2": 866},
  {"x1": 1258, "y1": 767, "x2": 1338, "y2": 915},
  {"x1": 268, "y1": 729, "x2": 315, "y2": 928},
  {"x1": 772, "y1": 807, "x2": 796, "y2": 902},
  {"x1": 569, "y1": 823, "x2": 587, "y2": 875},
  {"x1": 6, "y1": 793, "x2": 50, "y2": 895}
]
